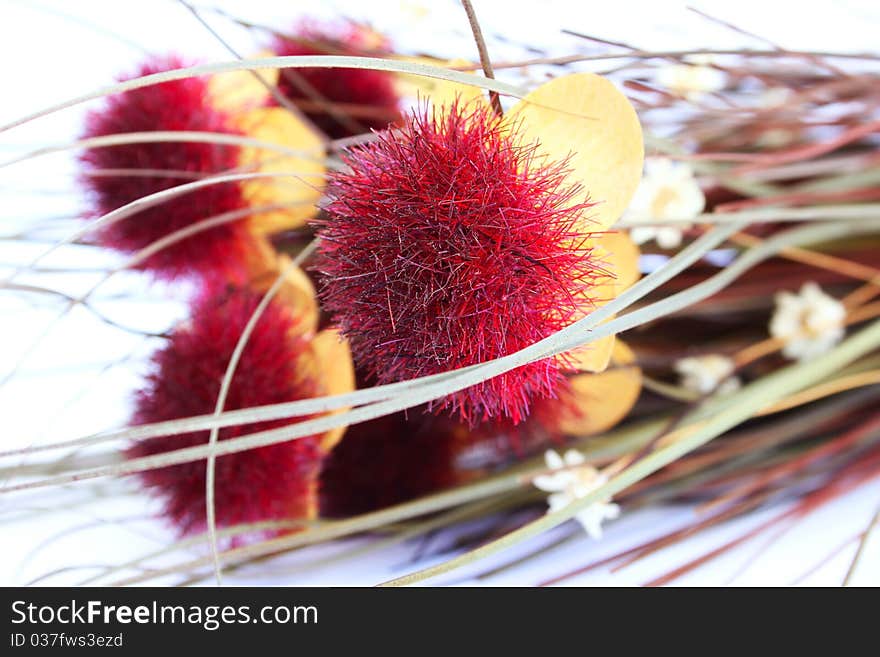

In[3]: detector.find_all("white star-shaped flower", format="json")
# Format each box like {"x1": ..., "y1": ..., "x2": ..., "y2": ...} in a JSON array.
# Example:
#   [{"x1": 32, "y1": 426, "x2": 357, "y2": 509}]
[
  {"x1": 675, "y1": 354, "x2": 740, "y2": 396},
  {"x1": 532, "y1": 449, "x2": 620, "y2": 539},
  {"x1": 656, "y1": 55, "x2": 726, "y2": 100},
  {"x1": 623, "y1": 158, "x2": 705, "y2": 249},
  {"x1": 770, "y1": 282, "x2": 846, "y2": 361}
]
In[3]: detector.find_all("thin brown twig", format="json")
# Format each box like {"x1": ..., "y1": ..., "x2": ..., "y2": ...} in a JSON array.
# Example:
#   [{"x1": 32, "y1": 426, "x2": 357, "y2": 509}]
[
  {"x1": 686, "y1": 6, "x2": 781, "y2": 50},
  {"x1": 559, "y1": 29, "x2": 636, "y2": 51},
  {"x1": 460, "y1": 0, "x2": 503, "y2": 117},
  {"x1": 472, "y1": 47, "x2": 880, "y2": 72},
  {"x1": 175, "y1": 0, "x2": 340, "y2": 140}
]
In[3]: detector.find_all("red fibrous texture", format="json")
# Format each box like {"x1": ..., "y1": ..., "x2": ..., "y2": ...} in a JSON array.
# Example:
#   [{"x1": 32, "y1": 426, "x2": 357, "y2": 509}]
[
  {"x1": 80, "y1": 55, "x2": 254, "y2": 278},
  {"x1": 128, "y1": 284, "x2": 323, "y2": 535},
  {"x1": 315, "y1": 102, "x2": 602, "y2": 425},
  {"x1": 319, "y1": 409, "x2": 461, "y2": 517},
  {"x1": 271, "y1": 22, "x2": 401, "y2": 138},
  {"x1": 319, "y1": 404, "x2": 561, "y2": 517}
]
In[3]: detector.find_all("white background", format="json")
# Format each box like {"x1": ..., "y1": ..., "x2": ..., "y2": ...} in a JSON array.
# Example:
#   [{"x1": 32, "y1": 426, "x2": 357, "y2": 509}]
[{"x1": 1, "y1": 0, "x2": 879, "y2": 586}]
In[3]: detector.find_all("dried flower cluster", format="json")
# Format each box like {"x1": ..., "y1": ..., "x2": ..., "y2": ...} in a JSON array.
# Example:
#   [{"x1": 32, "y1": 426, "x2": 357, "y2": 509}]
[
  {"x1": 74, "y1": 29, "x2": 645, "y2": 539},
  {"x1": 11, "y1": 6, "x2": 880, "y2": 587}
]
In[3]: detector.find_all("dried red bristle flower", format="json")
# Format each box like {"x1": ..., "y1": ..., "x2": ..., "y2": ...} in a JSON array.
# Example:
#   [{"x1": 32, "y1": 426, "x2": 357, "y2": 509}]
[
  {"x1": 128, "y1": 282, "x2": 324, "y2": 535},
  {"x1": 315, "y1": 101, "x2": 602, "y2": 425},
  {"x1": 270, "y1": 21, "x2": 402, "y2": 138},
  {"x1": 319, "y1": 409, "x2": 461, "y2": 517},
  {"x1": 319, "y1": 403, "x2": 561, "y2": 517},
  {"x1": 80, "y1": 55, "x2": 256, "y2": 278}
]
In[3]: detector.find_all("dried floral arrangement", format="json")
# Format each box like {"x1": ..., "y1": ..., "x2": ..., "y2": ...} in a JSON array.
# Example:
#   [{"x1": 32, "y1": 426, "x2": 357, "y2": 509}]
[{"x1": 2, "y1": 2, "x2": 879, "y2": 587}]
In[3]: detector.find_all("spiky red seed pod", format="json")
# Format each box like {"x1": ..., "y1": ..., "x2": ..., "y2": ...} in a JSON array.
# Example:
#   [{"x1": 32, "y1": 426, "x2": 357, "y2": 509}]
[
  {"x1": 80, "y1": 55, "x2": 256, "y2": 278},
  {"x1": 319, "y1": 404, "x2": 562, "y2": 517},
  {"x1": 128, "y1": 282, "x2": 323, "y2": 535},
  {"x1": 315, "y1": 101, "x2": 602, "y2": 425},
  {"x1": 270, "y1": 21, "x2": 402, "y2": 138}
]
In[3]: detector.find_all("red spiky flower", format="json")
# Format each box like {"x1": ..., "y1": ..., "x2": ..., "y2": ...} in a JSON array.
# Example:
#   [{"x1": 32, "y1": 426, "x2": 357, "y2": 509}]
[
  {"x1": 270, "y1": 21, "x2": 402, "y2": 138},
  {"x1": 315, "y1": 101, "x2": 603, "y2": 426},
  {"x1": 319, "y1": 404, "x2": 561, "y2": 517},
  {"x1": 80, "y1": 55, "x2": 256, "y2": 278},
  {"x1": 128, "y1": 282, "x2": 325, "y2": 535}
]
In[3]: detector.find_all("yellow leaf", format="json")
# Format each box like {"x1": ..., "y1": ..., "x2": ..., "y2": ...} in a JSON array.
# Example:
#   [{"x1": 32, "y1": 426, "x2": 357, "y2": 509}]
[
  {"x1": 506, "y1": 73, "x2": 644, "y2": 231},
  {"x1": 279, "y1": 259, "x2": 320, "y2": 337},
  {"x1": 563, "y1": 335, "x2": 616, "y2": 374},
  {"x1": 244, "y1": 244, "x2": 319, "y2": 339},
  {"x1": 307, "y1": 329, "x2": 356, "y2": 451},
  {"x1": 547, "y1": 340, "x2": 642, "y2": 437},
  {"x1": 591, "y1": 230, "x2": 641, "y2": 299},
  {"x1": 234, "y1": 107, "x2": 326, "y2": 235},
  {"x1": 207, "y1": 51, "x2": 280, "y2": 113},
  {"x1": 560, "y1": 230, "x2": 641, "y2": 373}
]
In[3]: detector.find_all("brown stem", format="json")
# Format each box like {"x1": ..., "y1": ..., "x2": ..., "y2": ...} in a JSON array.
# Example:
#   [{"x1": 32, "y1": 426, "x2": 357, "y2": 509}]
[{"x1": 460, "y1": 0, "x2": 503, "y2": 117}]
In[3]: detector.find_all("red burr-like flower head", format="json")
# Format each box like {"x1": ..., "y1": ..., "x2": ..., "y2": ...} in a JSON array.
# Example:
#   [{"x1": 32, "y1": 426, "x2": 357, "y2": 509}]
[
  {"x1": 128, "y1": 281, "x2": 336, "y2": 535},
  {"x1": 319, "y1": 404, "x2": 561, "y2": 517},
  {"x1": 315, "y1": 100, "x2": 602, "y2": 426},
  {"x1": 319, "y1": 409, "x2": 462, "y2": 517},
  {"x1": 270, "y1": 21, "x2": 402, "y2": 138},
  {"x1": 80, "y1": 55, "x2": 256, "y2": 278}
]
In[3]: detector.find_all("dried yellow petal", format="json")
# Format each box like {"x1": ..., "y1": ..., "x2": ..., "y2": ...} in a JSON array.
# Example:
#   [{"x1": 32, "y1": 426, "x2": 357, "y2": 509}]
[
  {"x1": 506, "y1": 73, "x2": 644, "y2": 230},
  {"x1": 308, "y1": 329, "x2": 356, "y2": 450},
  {"x1": 560, "y1": 230, "x2": 641, "y2": 373},
  {"x1": 394, "y1": 56, "x2": 486, "y2": 109},
  {"x1": 207, "y1": 51, "x2": 280, "y2": 113},
  {"x1": 551, "y1": 340, "x2": 642, "y2": 436},
  {"x1": 234, "y1": 107, "x2": 326, "y2": 234}
]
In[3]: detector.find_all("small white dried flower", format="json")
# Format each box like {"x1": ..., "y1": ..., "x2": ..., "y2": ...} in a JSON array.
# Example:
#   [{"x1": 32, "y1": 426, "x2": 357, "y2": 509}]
[
  {"x1": 624, "y1": 158, "x2": 705, "y2": 249},
  {"x1": 675, "y1": 354, "x2": 740, "y2": 396},
  {"x1": 757, "y1": 87, "x2": 792, "y2": 109},
  {"x1": 656, "y1": 55, "x2": 726, "y2": 100},
  {"x1": 770, "y1": 282, "x2": 846, "y2": 361},
  {"x1": 755, "y1": 128, "x2": 796, "y2": 149},
  {"x1": 532, "y1": 449, "x2": 620, "y2": 539}
]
